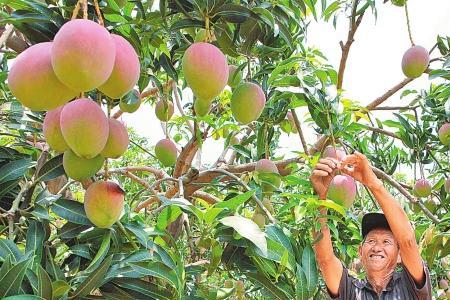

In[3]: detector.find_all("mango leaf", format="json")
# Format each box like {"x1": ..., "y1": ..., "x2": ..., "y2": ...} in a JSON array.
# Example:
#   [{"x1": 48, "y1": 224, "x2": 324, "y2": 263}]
[
  {"x1": 0, "y1": 158, "x2": 35, "y2": 183},
  {"x1": 51, "y1": 199, "x2": 93, "y2": 225},
  {"x1": 25, "y1": 220, "x2": 46, "y2": 263},
  {"x1": 85, "y1": 230, "x2": 111, "y2": 272},
  {"x1": 36, "y1": 154, "x2": 64, "y2": 182},
  {"x1": 2, "y1": 296, "x2": 46, "y2": 300},
  {"x1": 301, "y1": 245, "x2": 318, "y2": 295},
  {"x1": 69, "y1": 255, "x2": 112, "y2": 299},
  {"x1": 112, "y1": 278, "x2": 173, "y2": 300},
  {"x1": 246, "y1": 272, "x2": 290, "y2": 300},
  {"x1": 295, "y1": 264, "x2": 309, "y2": 300},
  {"x1": 35, "y1": 265, "x2": 52, "y2": 300},
  {"x1": 128, "y1": 261, "x2": 179, "y2": 288},
  {"x1": 215, "y1": 190, "x2": 254, "y2": 210},
  {"x1": 220, "y1": 215, "x2": 267, "y2": 255},
  {"x1": 0, "y1": 239, "x2": 23, "y2": 262},
  {"x1": 51, "y1": 280, "x2": 70, "y2": 298},
  {"x1": 0, "y1": 258, "x2": 32, "y2": 297}
]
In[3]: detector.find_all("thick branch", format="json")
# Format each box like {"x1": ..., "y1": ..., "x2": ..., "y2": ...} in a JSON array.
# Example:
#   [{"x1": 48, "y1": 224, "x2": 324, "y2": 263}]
[
  {"x1": 337, "y1": 12, "x2": 364, "y2": 90},
  {"x1": 0, "y1": 25, "x2": 28, "y2": 53},
  {"x1": 290, "y1": 109, "x2": 309, "y2": 155},
  {"x1": 364, "y1": 77, "x2": 414, "y2": 112},
  {"x1": 102, "y1": 166, "x2": 167, "y2": 179},
  {"x1": 371, "y1": 166, "x2": 440, "y2": 224},
  {"x1": 172, "y1": 81, "x2": 194, "y2": 134},
  {"x1": 192, "y1": 191, "x2": 221, "y2": 204}
]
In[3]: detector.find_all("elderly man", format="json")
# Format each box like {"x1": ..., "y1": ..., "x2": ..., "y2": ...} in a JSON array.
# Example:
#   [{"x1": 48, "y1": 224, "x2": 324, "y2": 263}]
[{"x1": 310, "y1": 152, "x2": 431, "y2": 299}]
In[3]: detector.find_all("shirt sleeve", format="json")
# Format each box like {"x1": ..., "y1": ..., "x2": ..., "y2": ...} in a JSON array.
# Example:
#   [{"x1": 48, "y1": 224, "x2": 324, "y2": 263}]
[
  {"x1": 401, "y1": 262, "x2": 432, "y2": 300},
  {"x1": 328, "y1": 267, "x2": 356, "y2": 300}
]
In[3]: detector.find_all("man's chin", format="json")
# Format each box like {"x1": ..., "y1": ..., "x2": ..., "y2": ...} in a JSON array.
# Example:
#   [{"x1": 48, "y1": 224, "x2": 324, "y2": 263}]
[{"x1": 364, "y1": 261, "x2": 388, "y2": 272}]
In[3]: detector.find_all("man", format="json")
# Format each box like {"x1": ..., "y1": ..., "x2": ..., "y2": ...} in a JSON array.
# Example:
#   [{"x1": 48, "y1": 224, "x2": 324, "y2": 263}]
[{"x1": 310, "y1": 152, "x2": 431, "y2": 299}]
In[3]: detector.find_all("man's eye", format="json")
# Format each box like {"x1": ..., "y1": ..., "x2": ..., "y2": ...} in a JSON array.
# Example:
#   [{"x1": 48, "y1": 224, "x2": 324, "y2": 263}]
[{"x1": 384, "y1": 240, "x2": 392, "y2": 245}]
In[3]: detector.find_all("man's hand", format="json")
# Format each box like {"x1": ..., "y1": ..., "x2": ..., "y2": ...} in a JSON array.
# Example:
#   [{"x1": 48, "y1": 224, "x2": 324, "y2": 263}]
[
  {"x1": 340, "y1": 152, "x2": 380, "y2": 188},
  {"x1": 310, "y1": 158, "x2": 339, "y2": 198}
]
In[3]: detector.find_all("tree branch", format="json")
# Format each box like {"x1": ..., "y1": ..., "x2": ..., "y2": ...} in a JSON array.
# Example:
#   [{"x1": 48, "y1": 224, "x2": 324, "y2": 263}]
[
  {"x1": 364, "y1": 77, "x2": 415, "y2": 112},
  {"x1": 371, "y1": 166, "x2": 440, "y2": 223},
  {"x1": 192, "y1": 191, "x2": 221, "y2": 204},
  {"x1": 337, "y1": 9, "x2": 364, "y2": 90},
  {"x1": 172, "y1": 81, "x2": 194, "y2": 134},
  {"x1": 290, "y1": 109, "x2": 309, "y2": 155}
]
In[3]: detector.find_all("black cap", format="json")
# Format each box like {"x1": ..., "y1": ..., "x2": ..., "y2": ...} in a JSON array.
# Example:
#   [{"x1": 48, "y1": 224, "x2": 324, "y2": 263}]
[{"x1": 361, "y1": 213, "x2": 391, "y2": 238}]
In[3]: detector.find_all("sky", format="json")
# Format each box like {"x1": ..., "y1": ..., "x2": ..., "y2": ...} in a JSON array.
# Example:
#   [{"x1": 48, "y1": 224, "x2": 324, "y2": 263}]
[{"x1": 123, "y1": 0, "x2": 450, "y2": 166}]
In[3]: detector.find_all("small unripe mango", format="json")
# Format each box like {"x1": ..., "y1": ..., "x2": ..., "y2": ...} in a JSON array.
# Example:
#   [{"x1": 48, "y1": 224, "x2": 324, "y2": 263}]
[
  {"x1": 391, "y1": 0, "x2": 406, "y2": 6},
  {"x1": 439, "y1": 279, "x2": 449, "y2": 290},
  {"x1": 182, "y1": 42, "x2": 228, "y2": 101},
  {"x1": 119, "y1": 89, "x2": 141, "y2": 113},
  {"x1": 63, "y1": 150, "x2": 104, "y2": 180},
  {"x1": 194, "y1": 99, "x2": 212, "y2": 117},
  {"x1": 101, "y1": 118, "x2": 129, "y2": 159},
  {"x1": 43, "y1": 106, "x2": 69, "y2": 153},
  {"x1": 84, "y1": 181, "x2": 124, "y2": 228},
  {"x1": 155, "y1": 99, "x2": 174, "y2": 121},
  {"x1": 228, "y1": 65, "x2": 243, "y2": 88},
  {"x1": 8, "y1": 42, "x2": 77, "y2": 111},
  {"x1": 231, "y1": 82, "x2": 266, "y2": 124},
  {"x1": 60, "y1": 98, "x2": 109, "y2": 159},
  {"x1": 445, "y1": 178, "x2": 450, "y2": 194},
  {"x1": 252, "y1": 212, "x2": 266, "y2": 229},
  {"x1": 438, "y1": 123, "x2": 450, "y2": 146},
  {"x1": 155, "y1": 138, "x2": 178, "y2": 167},
  {"x1": 322, "y1": 145, "x2": 346, "y2": 161},
  {"x1": 413, "y1": 179, "x2": 431, "y2": 197},
  {"x1": 52, "y1": 19, "x2": 116, "y2": 91},
  {"x1": 98, "y1": 34, "x2": 140, "y2": 99},
  {"x1": 401, "y1": 45, "x2": 429, "y2": 78},
  {"x1": 255, "y1": 159, "x2": 281, "y2": 195},
  {"x1": 327, "y1": 174, "x2": 356, "y2": 208}
]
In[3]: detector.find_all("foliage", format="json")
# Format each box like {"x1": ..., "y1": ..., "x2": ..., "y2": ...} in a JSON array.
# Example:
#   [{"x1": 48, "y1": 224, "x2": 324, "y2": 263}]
[{"x1": 0, "y1": 0, "x2": 449, "y2": 299}]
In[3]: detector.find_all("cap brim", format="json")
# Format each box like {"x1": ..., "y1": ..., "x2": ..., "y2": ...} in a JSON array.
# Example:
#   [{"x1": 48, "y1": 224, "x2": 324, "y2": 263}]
[{"x1": 361, "y1": 213, "x2": 391, "y2": 238}]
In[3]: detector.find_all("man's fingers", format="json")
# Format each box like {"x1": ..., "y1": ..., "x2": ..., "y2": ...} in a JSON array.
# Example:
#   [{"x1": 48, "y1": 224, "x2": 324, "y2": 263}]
[
  {"x1": 312, "y1": 170, "x2": 329, "y2": 177},
  {"x1": 318, "y1": 158, "x2": 338, "y2": 169},
  {"x1": 315, "y1": 163, "x2": 333, "y2": 174}
]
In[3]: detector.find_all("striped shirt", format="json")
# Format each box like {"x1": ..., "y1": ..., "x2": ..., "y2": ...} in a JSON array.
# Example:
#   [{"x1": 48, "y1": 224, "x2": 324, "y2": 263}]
[{"x1": 329, "y1": 263, "x2": 431, "y2": 300}]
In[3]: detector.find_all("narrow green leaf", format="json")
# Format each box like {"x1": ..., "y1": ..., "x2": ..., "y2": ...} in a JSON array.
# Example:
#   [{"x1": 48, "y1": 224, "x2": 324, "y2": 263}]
[
  {"x1": 295, "y1": 264, "x2": 308, "y2": 300},
  {"x1": 0, "y1": 158, "x2": 35, "y2": 183},
  {"x1": 215, "y1": 190, "x2": 254, "y2": 210},
  {"x1": 36, "y1": 265, "x2": 52, "y2": 300},
  {"x1": 85, "y1": 231, "x2": 111, "y2": 272},
  {"x1": 25, "y1": 220, "x2": 45, "y2": 263},
  {"x1": 0, "y1": 258, "x2": 31, "y2": 297},
  {"x1": 69, "y1": 255, "x2": 112, "y2": 299},
  {"x1": 246, "y1": 272, "x2": 290, "y2": 300},
  {"x1": 51, "y1": 199, "x2": 93, "y2": 225},
  {"x1": 51, "y1": 280, "x2": 70, "y2": 298},
  {"x1": 36, "y1": 154, "x2": 64, "y2": 182},
  {"x1": 0, "y1": 239, "x2": 23, "y2": 262},
  {"x1": 301, "y1": 245, "x2": 318, "y2": 295}
]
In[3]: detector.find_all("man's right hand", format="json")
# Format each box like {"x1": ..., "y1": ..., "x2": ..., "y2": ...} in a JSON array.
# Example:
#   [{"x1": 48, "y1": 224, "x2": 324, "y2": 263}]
[{"x1": 310, "y1": 158, "x2": 339, "y2": 199}]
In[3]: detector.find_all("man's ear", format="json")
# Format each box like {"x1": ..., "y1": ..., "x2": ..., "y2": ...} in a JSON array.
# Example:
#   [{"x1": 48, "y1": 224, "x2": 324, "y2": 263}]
[
  {"x1": 396, "y1": 253, "x2": 401, "y2": 264},
  {"x1": 358, "y1": 244, "x2": 363, "y2": 258}
]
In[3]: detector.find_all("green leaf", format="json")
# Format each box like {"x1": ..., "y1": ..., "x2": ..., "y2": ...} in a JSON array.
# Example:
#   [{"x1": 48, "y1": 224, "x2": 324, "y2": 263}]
[
  {"x1": 85, "y1": 231, "x2": 111, "y2": 272},
  {"x1": 0, "y1": 158, "x2": 35, "y2": 183},
  {"x1": 51, "y1": 199, "x2": 93, "y2": 226},
  {"x1": 36, "y1": 154, "x2": 64, "y2": 182},
  {"x1": 220, "y1": 216, "x2": 267, "y2": 255},
  {"x1": 301, "y1": 245, "x2": 318, "y2": 295},
  {"x1": 295, "y1": 264, "x2": 308, "y2": 300},
  {"x1": 0, "y1": 258, "x2": 32, "y2": 297},
  {"x1": 215, "y1": 190, "x2": 254, "y2": 210},
  {"x1": 69, "y1": 255, "x2": 112, "y2": 299},
  {"x1": 25, "y1": 220, "x2": 46, "y2": 263},
  {"x1": 35, "y1": 265, "x2": 52, "y2": 300},
  {"x1": 128, "y1": 261, "x2": 179, "y2": 288},
  {"x1": 156, "y1": 205, "x2": 182, "y2": 230},
  {"x1": 2, "y1": 296, "x2": 46, "y2": 300},
  {"x1": 112, "y1": 278, "x2": 173, "y2": 300},
  {"x1": 246, "y1": 273, "x2": 290, "y2": 300},
  {"x1": 0, "y1": 239, "x2": 23, "y2": 262},
  {"x1": 51, "y1": 280, "x2": 70, "y2": 298}
]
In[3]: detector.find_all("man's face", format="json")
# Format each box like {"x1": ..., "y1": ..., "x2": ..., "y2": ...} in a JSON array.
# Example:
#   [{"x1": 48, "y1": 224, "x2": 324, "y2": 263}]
[{"x1": 359, "y1": 228, "x2": 400, "y2": 274}]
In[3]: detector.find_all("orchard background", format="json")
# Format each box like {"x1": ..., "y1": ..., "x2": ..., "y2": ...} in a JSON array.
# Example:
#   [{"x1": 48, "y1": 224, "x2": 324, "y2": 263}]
[{"x1": 0, "y1": 0, "x2": 450, "y2": 299}]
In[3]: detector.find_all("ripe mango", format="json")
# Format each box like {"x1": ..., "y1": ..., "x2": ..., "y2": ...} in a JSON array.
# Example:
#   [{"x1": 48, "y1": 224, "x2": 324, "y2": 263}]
[
  {"x1": 63, "y1": 150, "x2": 104, "y2": 180},
  {"x1": 401, "y1": 45, "x2": 429, "y2": 78},
  {"x1": 101, "y1": 118, "x2": 129, "y2": 159},
  {"x1": 155, "y1": 138, "x2": 178, "y2": 167},
  {"x1": 43, "y1": 105, "x2": 69, "y2": 153},
  {"x1": 231, "y1": 82, "x2": 266, "y2": 124},
  {"x1": 327, "y1": 174, "x2": 356, "y2": 208}
]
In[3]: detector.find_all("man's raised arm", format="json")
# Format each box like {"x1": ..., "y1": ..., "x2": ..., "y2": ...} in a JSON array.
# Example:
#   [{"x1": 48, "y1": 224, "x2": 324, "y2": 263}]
[
  {"x1": 341, "y1": 152, "x2": 425, "y2": 286},
  {"x1": 310, "y1": 158, "x2": 343, "y2": 296}
]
